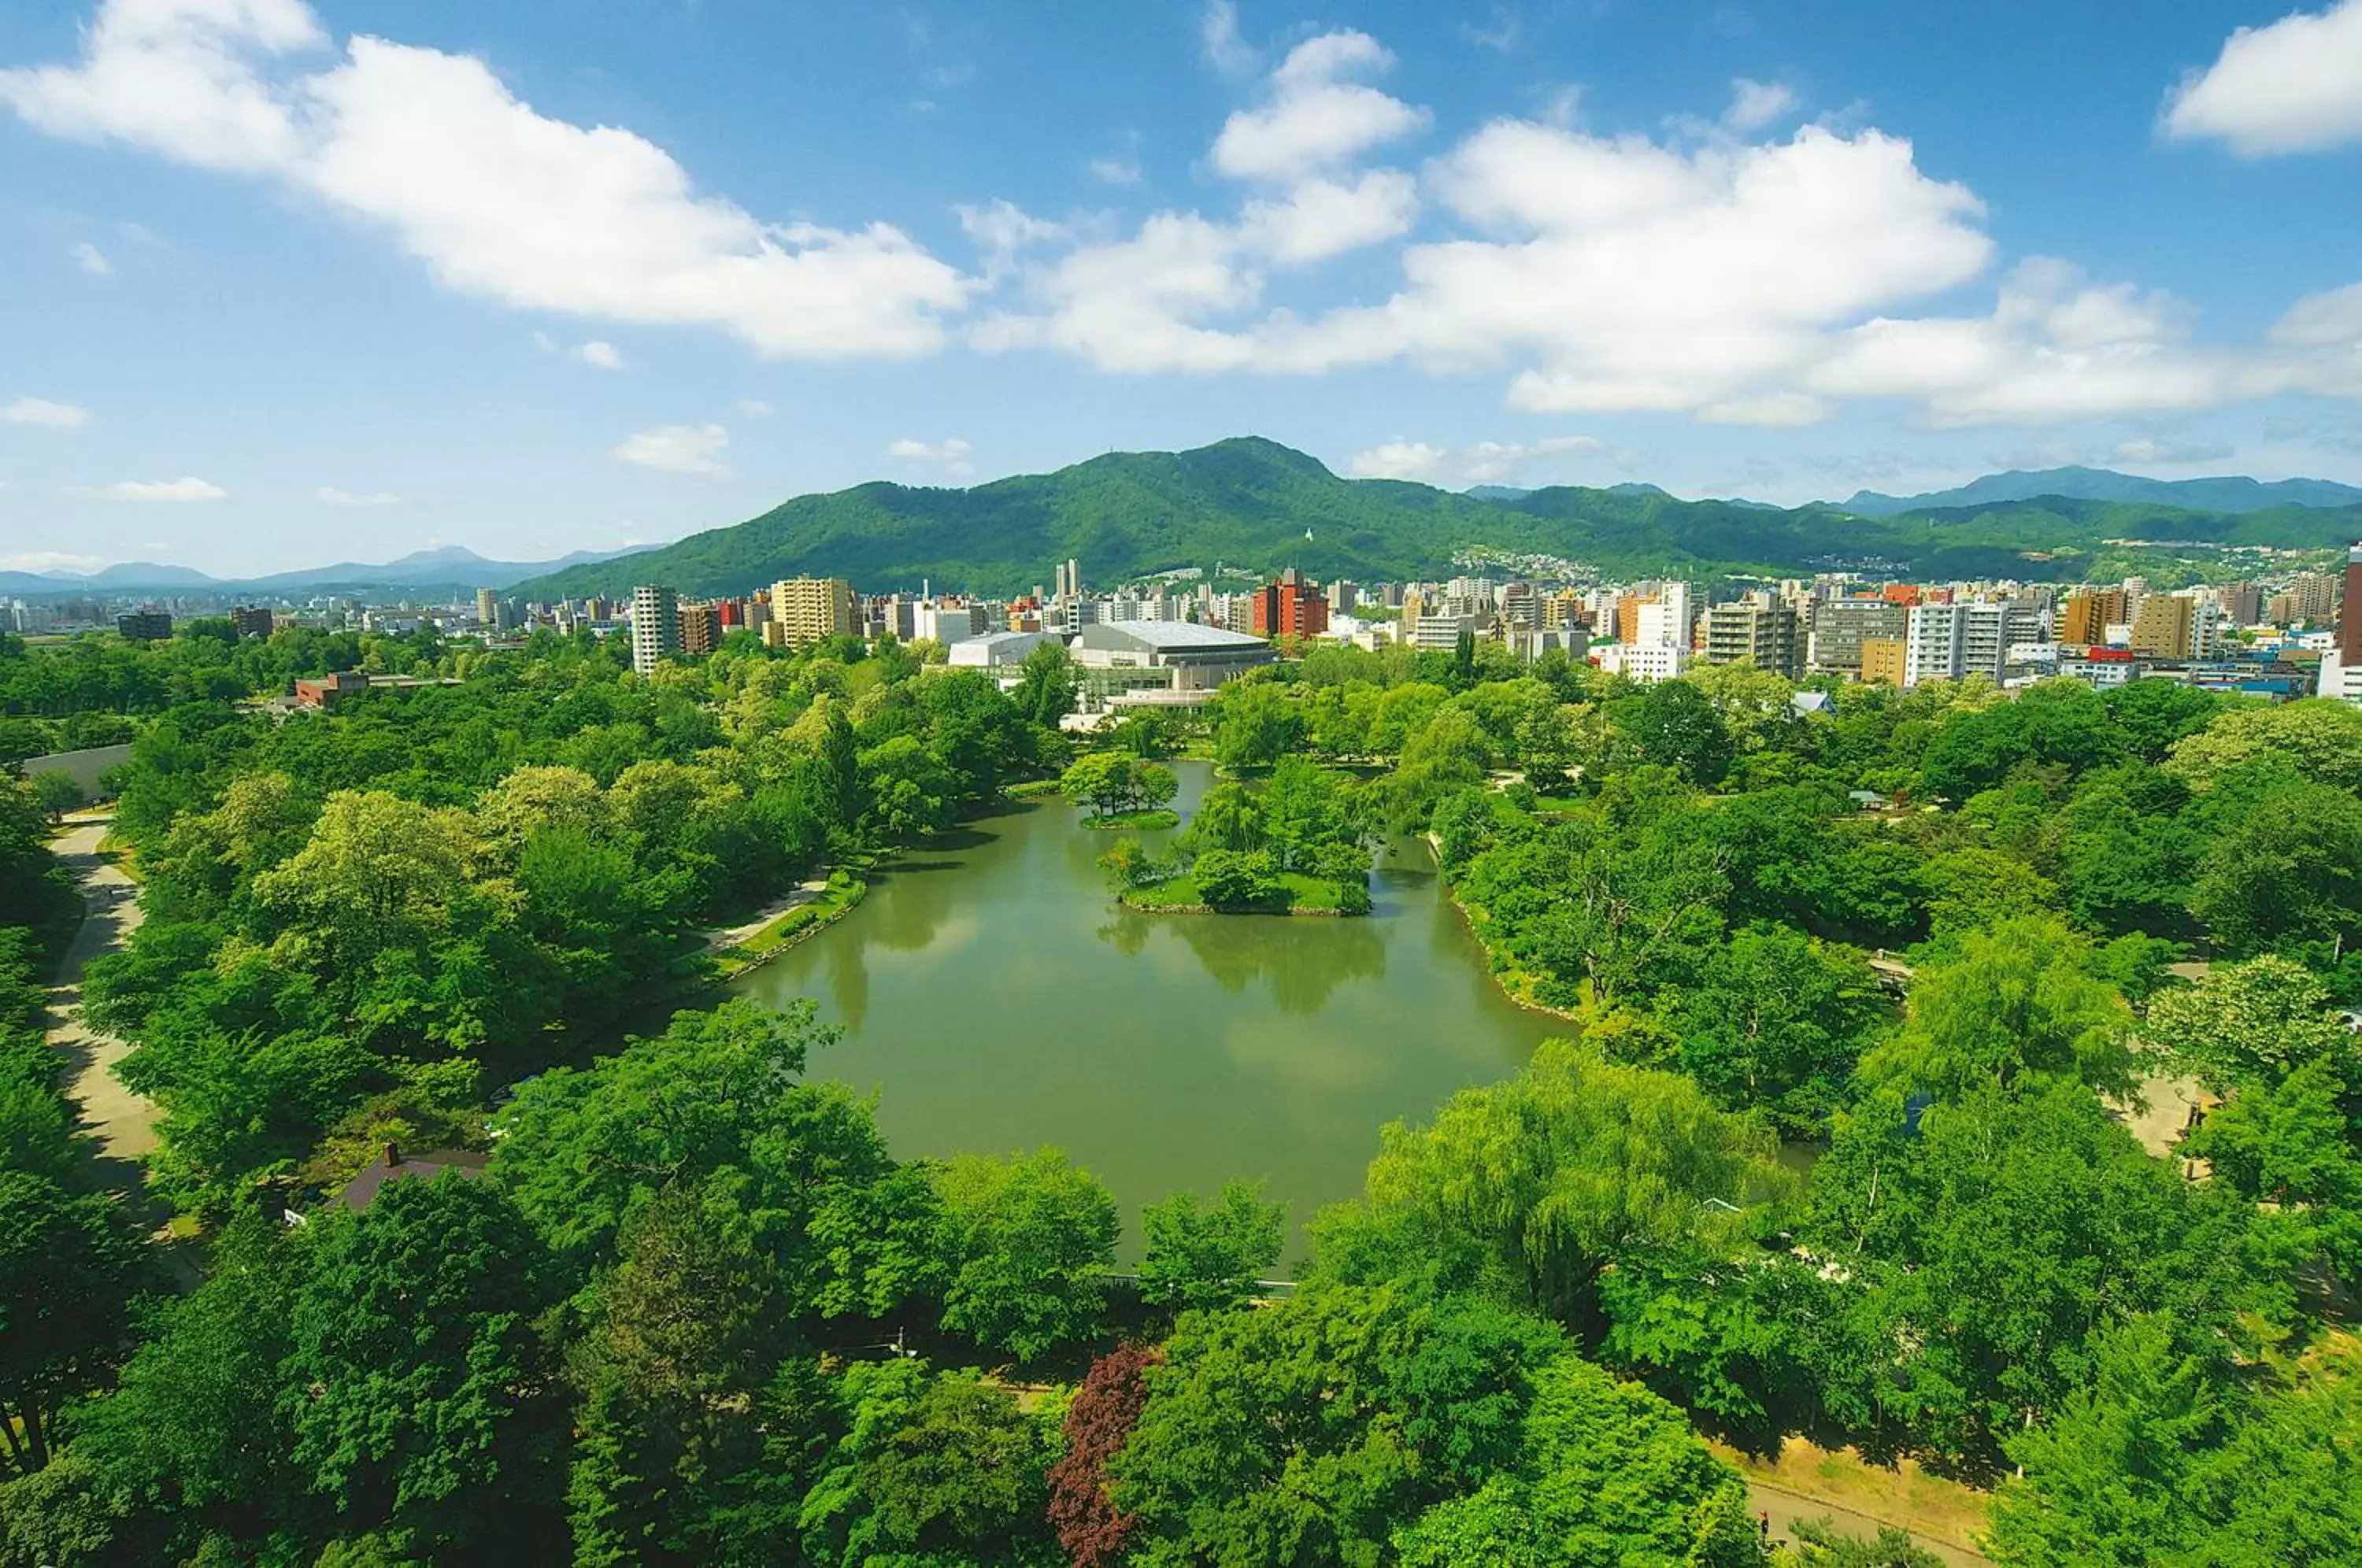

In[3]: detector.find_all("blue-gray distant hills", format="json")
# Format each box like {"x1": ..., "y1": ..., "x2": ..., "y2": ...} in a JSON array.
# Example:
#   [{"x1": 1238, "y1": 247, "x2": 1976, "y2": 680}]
[
  {"x1": 1842, "y1": 465, "x2": 2362, "y2": 517},
  {"x1": 0, "y1": 544, "x2": 655, "y2": 597},
  {"x1": 509, "y1": 438, "x2": 2362, "y2": 598}
]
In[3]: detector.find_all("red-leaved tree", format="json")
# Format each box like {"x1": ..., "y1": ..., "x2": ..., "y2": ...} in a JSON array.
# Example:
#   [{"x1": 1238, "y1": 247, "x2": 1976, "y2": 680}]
[{"x1": 1046, "y1": 1341, "x2": 1164, "y2": 1566}]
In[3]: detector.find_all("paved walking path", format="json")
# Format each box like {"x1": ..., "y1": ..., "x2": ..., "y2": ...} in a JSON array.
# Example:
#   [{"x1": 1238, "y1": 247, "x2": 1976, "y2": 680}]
[
  {"x1": 43, "y1": 815, "x2": 161, "y2": 1180},
  {"x1": 702, "y1": 870, "x2": 831, "y2": 950},
  {"x1": 1747, "y1": 1479, "x2": 1995, "y2": 1566}
]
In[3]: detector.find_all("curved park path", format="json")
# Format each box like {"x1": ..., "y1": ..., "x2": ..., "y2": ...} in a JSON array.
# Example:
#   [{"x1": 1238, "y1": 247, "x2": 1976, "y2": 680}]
[{"x1": 44, "y1": 815, "x2": 161, "y2": 1187}]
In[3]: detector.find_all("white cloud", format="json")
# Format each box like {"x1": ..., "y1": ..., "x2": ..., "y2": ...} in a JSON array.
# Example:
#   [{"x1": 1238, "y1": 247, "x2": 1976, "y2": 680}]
[
  {"x1": 2274, "y1": 281, "x2": 2362, "y2": 347},
  {"x1": 0, "y1": 0, "x2": 321, "y2": 172},
  {"x1": 957, "y1": 199, "x2": 1065, "y2": 278},
  {"x1": 573, "y1": 340, "x2": 624, "y2": 370},
  {"x1": 1351, "y1": 434, "x2": 1609, "y2": 484},
  {"x1": 1199, "y1": 0, "x2": 1257, "y2": 77},
  {"x1": 2163, "y1": 0, "x2": 2362, "y2": 156},
  {"x1": 91, "y1": 476, "x2": 228, "y2": 501},
  {"x1": 2, "y1": 551, "x2": 106, "y2": 573},
  {"x1": 887, "y1": 437, "x2": 975, "y2": 476},
  {"x1": 2, "y1": 396, "x2": 91, "y2": 427},
  {"x1": 1724, "y1": 78, "x2": 1797, "y2": 132},
  {"x1": 1464, "y1": 8, "x2": 1520, "y2": 53},
  {"x1": 1805, "y1": 259, "x2": 2241, "y2": 426},
  {"x1": 1242, "y1": 170, "x2": 1418, "y2": 264},
  {"x1": 72, "y1": 240, "x2": 113, "y2": 275},
  {"x1": 613, "y1": 423, "x2": 730, "y2": 475},
  {"x1": 734, "y1": 399, "x2": 776, "y2": 418},
  {"x1": 2112, "y1": 436, "x2": 2235, "y2": 466},
  {"x1": 2, "y1": 1, "x2": 975, "y2": 359},
  {"x1": 314, "y1": 485, "x2": 399, "y2": 504},
  {"x1": 977, "y1": 37, "x2": 1423, "y2": 370},
  {"x1": 1211, "y1": 31, "x2": 1428, "y2": 182},
  {"x1": 1089, "y1": 155, "x2": 1143, "y2": 186},
  {"x1": 1346, "y1": 440, "x2": 1445, "y2": 479}
]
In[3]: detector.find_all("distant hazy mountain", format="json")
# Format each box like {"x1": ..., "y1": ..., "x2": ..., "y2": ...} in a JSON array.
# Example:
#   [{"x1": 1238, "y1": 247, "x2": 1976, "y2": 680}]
[
  {"x1": 508, "y1": 436, "x2": 2362, "y2": 601},
  {"x1": 1, "y1": 543, "x2": 655, "y2": 597},
  {"x1": 1842, "y1": 466, "x2": 2362, "y2": 517}
]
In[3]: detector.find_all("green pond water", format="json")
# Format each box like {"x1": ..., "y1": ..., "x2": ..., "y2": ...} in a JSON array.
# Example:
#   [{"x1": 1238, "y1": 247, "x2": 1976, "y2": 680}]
[{"x1": 734, "y1": 761, "x2": 1564, "y2": 1261}]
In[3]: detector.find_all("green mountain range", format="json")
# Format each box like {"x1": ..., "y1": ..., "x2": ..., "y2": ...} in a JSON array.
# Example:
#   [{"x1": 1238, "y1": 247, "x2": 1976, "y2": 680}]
[{"x1": 512, "y1": 438, "x2": 2362, "y2": 601}]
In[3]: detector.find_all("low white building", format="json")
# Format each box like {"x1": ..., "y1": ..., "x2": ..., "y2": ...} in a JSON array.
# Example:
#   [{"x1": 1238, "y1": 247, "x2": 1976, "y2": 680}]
[
  {"x1": 1594, "y1": 642, "x2": 1691, "y2": 682},
  {"x1": 948, "y1": 631, "x2": 1056, "y2": 668},
  {"x1": 1072, "y1": 620, "x2": 1277, "y2": 693}
]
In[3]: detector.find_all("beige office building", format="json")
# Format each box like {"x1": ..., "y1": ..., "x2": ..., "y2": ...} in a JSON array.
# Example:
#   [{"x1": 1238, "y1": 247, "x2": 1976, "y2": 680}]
[
  {"x1": 2131, "y1": 594, "x2": 2195, "y2": 660},
  {"x1": 768, "y1": 577, "x2": 857, "y2": 647}
]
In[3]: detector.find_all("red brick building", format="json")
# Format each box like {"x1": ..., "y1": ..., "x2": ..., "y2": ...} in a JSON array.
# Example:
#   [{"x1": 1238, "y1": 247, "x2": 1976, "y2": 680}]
[{"x1": 1250, "y1": 569, "x2": 1328, "y2": 638}]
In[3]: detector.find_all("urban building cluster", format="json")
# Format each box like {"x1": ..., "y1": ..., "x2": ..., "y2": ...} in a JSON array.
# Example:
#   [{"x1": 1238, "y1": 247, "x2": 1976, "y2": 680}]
[{"x1": 18, "y1": 546, "x2": 2362, "y2": 711}]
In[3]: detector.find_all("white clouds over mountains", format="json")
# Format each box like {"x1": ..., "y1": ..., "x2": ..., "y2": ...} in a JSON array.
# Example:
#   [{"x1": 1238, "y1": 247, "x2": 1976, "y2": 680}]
[{"x1": 6, "y1": 0, "x2": 2362, "y2": 447}]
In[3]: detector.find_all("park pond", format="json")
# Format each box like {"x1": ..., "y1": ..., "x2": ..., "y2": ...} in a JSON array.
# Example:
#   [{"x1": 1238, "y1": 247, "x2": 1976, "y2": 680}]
[{"x1": 734, "y1": 760, "x2": 1563, "y2": 1263}]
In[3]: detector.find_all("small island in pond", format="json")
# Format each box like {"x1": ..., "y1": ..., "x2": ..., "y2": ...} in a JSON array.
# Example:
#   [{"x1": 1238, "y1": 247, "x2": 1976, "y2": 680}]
[{"x1": 1085, "y1": 753, "x2": 1375, "y2": 915}]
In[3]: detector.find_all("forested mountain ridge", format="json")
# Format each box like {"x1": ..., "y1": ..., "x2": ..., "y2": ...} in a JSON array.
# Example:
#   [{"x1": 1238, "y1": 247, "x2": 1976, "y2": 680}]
[{"x1": 513, "y1": 437, "x2": 2362, "y2": 599}]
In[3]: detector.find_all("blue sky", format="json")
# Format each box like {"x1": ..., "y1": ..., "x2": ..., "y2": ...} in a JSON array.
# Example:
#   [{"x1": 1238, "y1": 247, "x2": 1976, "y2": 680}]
[{"x1": 3, "y1": 0, "x2": 2361, "y2": 578}]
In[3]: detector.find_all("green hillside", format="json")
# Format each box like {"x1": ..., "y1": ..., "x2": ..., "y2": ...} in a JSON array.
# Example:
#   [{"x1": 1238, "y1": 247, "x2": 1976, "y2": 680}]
[{"x1": 513, "y1": 437, "x2": 2362, "y2": 599}]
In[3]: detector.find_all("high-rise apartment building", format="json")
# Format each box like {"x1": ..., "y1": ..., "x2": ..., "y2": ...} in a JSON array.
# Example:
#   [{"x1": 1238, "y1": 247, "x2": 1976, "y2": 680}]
[
  {"x1": 630, "y1": 586, "x2": 679, "y2": 676},
  {"x1": 678, "y1": 601, "x2": 718, "y2": 657},
  {"x1": 1806, "y1": 599, "x2": 1908, "y2": 671},
  {"x1": 229, "y1": 605, "x2": 275, "y2": 639},
  {"x1": 2219, "y1": 582, "x2": 2263, "y2": 626},
  {"x1": 2060, "y1": 587, "x2": 2131, "y2": 645},
  {"x1": 1249, "y1": 568, "x2": 1329, "y2": 639},
  {"x1": 117, "y1": 610, "x2": 172, "y2": 642},
  {"x1": 768, "y1": 577, "x2": 858, "y2": 647},
  {"x1": 1902, "y1": 601, "x2": 2034, "y2": 686},
  {"x1": 2290, "y1": 571, "x2": 2340, "y2": 627},
  {"x1": 2131, "y1": 594, "x2": 2197, "y2": 660},
  {"x1": 1702, "y1": 600, "x2": 1803, "y2": 679},
  {"x1": 477, "y1": 586, "x2": 499, "y2": 627},
  {"x1": 2340, "y1": 545, "x2": 2362, "y2": 665}
]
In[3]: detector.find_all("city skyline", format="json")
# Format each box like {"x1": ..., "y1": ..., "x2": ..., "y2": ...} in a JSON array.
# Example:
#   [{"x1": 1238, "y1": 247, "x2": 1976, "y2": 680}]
[{"x1": 3, "y1": 1, "x2": 2362, "y2": 577}]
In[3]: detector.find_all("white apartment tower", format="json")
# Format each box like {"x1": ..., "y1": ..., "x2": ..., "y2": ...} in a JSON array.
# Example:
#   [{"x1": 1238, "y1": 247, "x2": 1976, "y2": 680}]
[{"x1": 630, "y1": 585, "x2": 679, "y2": 677}]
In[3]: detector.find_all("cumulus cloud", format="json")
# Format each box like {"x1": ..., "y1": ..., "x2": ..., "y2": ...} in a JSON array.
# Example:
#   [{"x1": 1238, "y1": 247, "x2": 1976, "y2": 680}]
[
  {"x1": 91, "y1": 476, "x2": 228, "y2": 501},
  {"x1": 2, "y1": 396, "x2": 91, "y2": 427},
  {"x1": 314, "y1": 485, "x2": 400, "y2": 504},
  {"x1": 2163, "y1": 0, "x2": 2362, "y2": 156},
  {"x1": 613, "y1": 423, "x2": 731, "y2": 475},
  {"x1": 976, "y1": 32, "x2": 1423, "y2": 370},
  {"x1": 1211, "y1": 31, "x2": 1427, "y2": 182},
  {"x1": 1346, "y1": 440, "x2": 1445, "y2": 479},
  {"x1": 573, "y1": 340, "x2": 624, "y2": 369},
  {"x1": 0, "y1": 0, "x2": 974, "y2": 359},
  {"x1": 1805, "y1": 259, "x2": 2241, "y2": 426},
  {"x1": 1089, "y1": 155, "x2": 1142, "y2": 186},
  {"x1": 72, "y1": 241, "x2": 113, "y2": 275},
  {"x1": 887, "y1": 437, "x2": 976, "y2": 477},
  {"x1": 1350, "y1": 434, "x2": 1609, "y2": 484}
]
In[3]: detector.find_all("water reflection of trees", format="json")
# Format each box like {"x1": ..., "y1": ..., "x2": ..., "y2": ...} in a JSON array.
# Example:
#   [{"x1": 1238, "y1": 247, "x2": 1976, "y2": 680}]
[{"x1": 1155, "y1": 911, "x2": 1388, "y2": 1017}]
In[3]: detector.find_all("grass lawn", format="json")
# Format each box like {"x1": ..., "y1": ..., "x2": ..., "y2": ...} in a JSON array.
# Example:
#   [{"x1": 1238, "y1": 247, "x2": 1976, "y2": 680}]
[
  {"x1": 1120, "y1": 871, "x2": 1357, "y2": 914},
  {"x1": 718, "y1": 868, "x2": 870, "y2": 973},
  {"x1": 1079, "y1": 808, "x2": 1180, "y2": 831}
]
